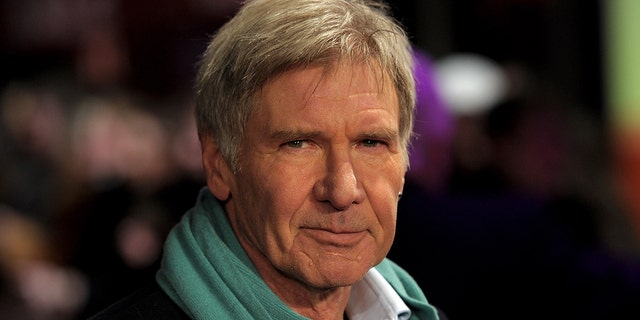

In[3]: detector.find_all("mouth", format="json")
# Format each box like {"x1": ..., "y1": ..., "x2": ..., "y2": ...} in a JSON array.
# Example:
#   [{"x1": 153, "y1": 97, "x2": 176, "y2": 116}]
[{"x1": 300, "y1": 228, "x2": 367, "y2": 247}]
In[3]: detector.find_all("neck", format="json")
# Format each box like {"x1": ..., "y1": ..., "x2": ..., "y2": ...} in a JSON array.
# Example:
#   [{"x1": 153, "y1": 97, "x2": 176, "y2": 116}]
[{"x1": 280, "y1": 276, "x2": 352, "y2": 319}]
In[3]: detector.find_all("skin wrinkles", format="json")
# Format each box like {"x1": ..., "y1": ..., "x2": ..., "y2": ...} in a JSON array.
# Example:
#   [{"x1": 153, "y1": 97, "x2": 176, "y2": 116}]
[{"x1": 211, "y1": 61, "x2": 405, "y2": 317}]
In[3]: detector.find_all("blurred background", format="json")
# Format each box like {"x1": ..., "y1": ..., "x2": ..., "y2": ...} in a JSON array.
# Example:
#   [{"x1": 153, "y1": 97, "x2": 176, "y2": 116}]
[{"x1": 1, "y1": 0, "x2": 640, "y2": 319}]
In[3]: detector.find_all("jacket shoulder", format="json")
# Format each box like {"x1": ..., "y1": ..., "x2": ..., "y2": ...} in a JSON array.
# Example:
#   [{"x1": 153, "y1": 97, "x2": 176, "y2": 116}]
[{"x1": 88, "y1": 282, "x2": 190, "y2": 320}]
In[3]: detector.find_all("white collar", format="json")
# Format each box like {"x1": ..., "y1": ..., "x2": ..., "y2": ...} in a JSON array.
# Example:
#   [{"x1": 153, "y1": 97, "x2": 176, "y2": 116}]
[{"x1": 346, "y1": 268, "x2": 411, "y2": 320}]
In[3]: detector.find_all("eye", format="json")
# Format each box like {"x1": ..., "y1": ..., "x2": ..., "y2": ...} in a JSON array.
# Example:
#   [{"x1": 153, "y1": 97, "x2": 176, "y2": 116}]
[
  {"x1": 361, "y1": 139, "x2": 384, "y2": 148},
  {"x1": 284, "y1": 140, "x2": 307, "y2": 149}
]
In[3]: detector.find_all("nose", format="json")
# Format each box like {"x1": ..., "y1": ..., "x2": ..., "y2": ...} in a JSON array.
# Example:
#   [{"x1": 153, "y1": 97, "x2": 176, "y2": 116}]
[{"x1": 312, "y1": 149, "x2": 365, "y2": 210}]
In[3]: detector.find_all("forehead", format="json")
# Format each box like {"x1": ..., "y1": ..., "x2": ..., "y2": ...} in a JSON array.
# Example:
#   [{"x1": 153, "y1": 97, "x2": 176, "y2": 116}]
[
  {"x1": 245, "y1": 63, "x2": 400, "y2": 147},
  {"x1": 258, "y1": 62, "x2": 396, "y2": 109}
]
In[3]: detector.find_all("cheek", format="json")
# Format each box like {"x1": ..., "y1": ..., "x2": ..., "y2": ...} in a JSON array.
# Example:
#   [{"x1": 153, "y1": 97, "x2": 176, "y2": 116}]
[
  {"x1": 371, "y1": 190, "x2": 398, "y2": 237},
  {"x1": 360, "y1": 166, "x2": 404, "y2": 235},
  {"x1": 235, "y1": 166, "x2": 310, "y2": 242},
  {"x1": 258, "y1": 170, "x2": 311, "y2": 216},
  {"x1": 361, "y1": 159, "x2": 405, "y2": 201}
]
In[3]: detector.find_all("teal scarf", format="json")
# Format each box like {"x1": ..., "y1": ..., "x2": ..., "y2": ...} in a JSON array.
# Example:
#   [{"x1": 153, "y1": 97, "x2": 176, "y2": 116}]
[{"x1": 156, "y1": 189, "x2": 439, "y2": 319}]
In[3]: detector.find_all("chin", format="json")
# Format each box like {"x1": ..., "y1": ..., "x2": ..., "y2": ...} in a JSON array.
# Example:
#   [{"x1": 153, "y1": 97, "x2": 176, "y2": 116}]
[{"x1": 303, "y1": 259, "x2": 374, "y2": 289}]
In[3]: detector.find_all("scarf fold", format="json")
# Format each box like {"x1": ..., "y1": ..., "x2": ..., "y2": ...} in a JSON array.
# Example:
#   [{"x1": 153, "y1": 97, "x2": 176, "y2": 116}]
[
  {"x1": 156, "y1": 189, "x2": 305, "y2": 319},
  {"x1": 156, "y1": 188, "x2": 440, "y2": 320}
]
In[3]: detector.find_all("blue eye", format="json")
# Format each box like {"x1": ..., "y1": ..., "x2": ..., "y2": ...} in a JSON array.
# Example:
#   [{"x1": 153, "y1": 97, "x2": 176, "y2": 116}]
[
  {"x1": 286, "y1": 140, "x2": 305, "y2": 148},
  {"x1": 362, "y1": 139, "x2": 381, "y2": 147}
]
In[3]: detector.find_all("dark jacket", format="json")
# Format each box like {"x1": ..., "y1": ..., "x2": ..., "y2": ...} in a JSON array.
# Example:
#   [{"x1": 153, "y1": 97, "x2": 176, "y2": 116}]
[{"x1": 88, "y1": 282, "x2": 189, "y2": 320}]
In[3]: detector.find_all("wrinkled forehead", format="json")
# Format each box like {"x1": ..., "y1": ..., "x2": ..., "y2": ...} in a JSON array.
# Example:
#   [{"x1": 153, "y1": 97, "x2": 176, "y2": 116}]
[{"x1": 257, "y1": 59, "x2": 393, "y2": 102}]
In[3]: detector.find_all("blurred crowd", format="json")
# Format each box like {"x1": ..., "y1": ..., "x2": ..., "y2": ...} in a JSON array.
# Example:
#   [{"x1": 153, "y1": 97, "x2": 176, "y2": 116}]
[
  {"x1": 3, "y1": 1, "x2": 640, "y2": 320},
  {"x1": 389, "y1": 50, "x2": 640, "y2": 319},
  {"x1": 0, "y1": 83, "x2": 205, "y2": 319},
  {"x1": 0, "y1": 0, "x2": 236, "y2": 319}
]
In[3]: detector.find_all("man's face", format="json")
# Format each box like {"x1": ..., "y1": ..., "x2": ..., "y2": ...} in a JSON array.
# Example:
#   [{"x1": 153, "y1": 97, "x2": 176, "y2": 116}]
[{"x1": 224, "y1": 63, "x2": 406, "y2": 290}]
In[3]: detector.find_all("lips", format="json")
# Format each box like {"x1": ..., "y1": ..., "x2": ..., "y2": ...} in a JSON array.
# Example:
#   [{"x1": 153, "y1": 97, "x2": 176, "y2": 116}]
[{"x1": 300, "y1": 228, "x2": 367, "y2": 247}]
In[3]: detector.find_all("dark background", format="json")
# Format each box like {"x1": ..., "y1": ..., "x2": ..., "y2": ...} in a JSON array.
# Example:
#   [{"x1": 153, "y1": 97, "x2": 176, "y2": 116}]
[{"x1": 4, "y1": 1, "x2": 638, "y2": 320}]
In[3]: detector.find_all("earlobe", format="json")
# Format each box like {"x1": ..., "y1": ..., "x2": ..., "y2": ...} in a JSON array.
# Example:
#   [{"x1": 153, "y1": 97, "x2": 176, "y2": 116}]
[{"x1": 201, "y1": 135, "x2": 233, "y2": 201}]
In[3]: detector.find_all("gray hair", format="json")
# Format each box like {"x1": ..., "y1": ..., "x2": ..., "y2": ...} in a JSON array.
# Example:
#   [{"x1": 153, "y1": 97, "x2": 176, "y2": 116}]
[{"x1": 194, "y1": 0, "x2": 415, "y2": 171}]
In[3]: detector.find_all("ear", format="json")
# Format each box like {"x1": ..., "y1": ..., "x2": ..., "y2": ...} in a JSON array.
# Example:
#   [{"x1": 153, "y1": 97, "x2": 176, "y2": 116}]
[{"x1": 201, "y1": 135, "x2": 234, "y2": 201}]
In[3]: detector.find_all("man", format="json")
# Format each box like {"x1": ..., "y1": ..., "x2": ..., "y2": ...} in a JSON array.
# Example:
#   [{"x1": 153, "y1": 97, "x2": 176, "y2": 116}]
[{"x1": 90, "y1": 0, "x2": 442, "y2": 319}]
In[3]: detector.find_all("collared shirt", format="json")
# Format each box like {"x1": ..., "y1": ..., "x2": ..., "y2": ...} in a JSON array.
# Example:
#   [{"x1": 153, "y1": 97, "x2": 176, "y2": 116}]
[{"x1": 347, "y1": 268, "x2": 411, "y2": 320}]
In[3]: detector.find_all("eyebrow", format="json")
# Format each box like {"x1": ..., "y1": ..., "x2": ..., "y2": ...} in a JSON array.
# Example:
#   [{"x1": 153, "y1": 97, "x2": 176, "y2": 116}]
[
  {"x1": 357, "y1": 128, "x2": 399, "y2": 141},
  {"x1": 270, "y1": 129, "x2": 323, "y2": 141},
  {"x1": 272, "y1": 126, "x2": 400, "y2": 140}
]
